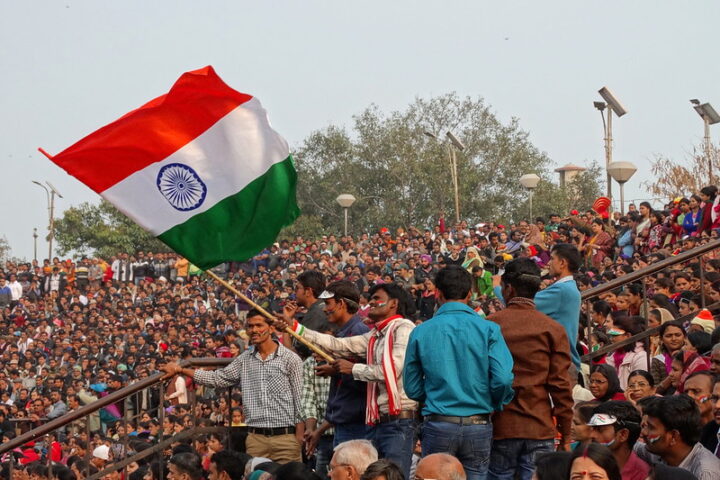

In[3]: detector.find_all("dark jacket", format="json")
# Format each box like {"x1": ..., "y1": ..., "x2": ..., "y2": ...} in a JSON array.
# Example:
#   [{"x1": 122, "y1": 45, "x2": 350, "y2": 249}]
[{"x1": 325, "y1": 315, "x2": 369, "y2": 426}]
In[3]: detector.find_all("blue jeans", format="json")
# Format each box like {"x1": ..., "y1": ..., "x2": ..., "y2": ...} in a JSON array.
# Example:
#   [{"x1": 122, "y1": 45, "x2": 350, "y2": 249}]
[
  {"x1": 488, "y1": 438, "x2": 555, "y2": 480},
  {"x1": 369, "y1": 418, "x2": 418, "y2": 480},
  {"x1": 422, "y1": 420, "x2": 493, "y2": 480},
  {"x1": 333, "y1": 423, "x2": 371, "y2": 447},
  {"x1": 315, "y1": 435, "x2": 334, "y2": 478}
]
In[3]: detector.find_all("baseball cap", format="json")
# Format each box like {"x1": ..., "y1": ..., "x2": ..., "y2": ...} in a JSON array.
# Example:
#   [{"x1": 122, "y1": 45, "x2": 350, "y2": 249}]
[
  {"x1": 587, "y1": 414, "x2": 617, "y2": 426},
  {"x1": 93, "y1": 445, "x2": 110, "y2": 460}
]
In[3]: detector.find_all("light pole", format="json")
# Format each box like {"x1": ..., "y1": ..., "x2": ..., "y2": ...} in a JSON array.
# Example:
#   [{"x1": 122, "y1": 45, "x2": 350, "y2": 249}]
[
  {"x1": 424, "y1": 130, "x2": 465, "y2": 224},
  {"x1": 607, "y1": 161, "x2": 637, "y2": 215},
  {"x1": 32, "y1": 180, "x2": 63, "y2": 260},
  {"x1": 690, "y1": 100, "x2": 720, "y2": 184},
  {"x1": 32, "y1": 228, "x2": 38, "y2": 262},
  {"x1": 519, "y1": 174, "x2": 541, "y2": 219},
  {"x1": 595, "y1": 87, "x2": 628, "y2": 203},
  {"x1": 336, "y1": 194, "x2": 356, "y2": 236}
]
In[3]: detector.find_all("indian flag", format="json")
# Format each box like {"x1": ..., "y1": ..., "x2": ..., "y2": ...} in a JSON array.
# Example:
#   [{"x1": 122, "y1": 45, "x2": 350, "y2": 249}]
[{"x1": 41, "y1": 66, "x2": 300, "y2": 269}]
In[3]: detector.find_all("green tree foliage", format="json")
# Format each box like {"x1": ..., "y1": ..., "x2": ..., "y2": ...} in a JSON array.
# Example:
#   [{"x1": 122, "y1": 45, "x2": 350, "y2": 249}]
[
  {"x1": 54, "y1": 200, "x2": 171, "y2": 259},
  {"x1": 294, "y1": 93, "x2": 601, "y2": 235},
  {"x1": 0, "y1": 236, "x2": 11, "y2": 263}
]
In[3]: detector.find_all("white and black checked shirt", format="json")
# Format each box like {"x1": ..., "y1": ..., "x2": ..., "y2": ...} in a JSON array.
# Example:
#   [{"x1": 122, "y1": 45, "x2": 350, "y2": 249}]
[{"x1": 194, "y1": 342, "x2": 304, "y2": 428}]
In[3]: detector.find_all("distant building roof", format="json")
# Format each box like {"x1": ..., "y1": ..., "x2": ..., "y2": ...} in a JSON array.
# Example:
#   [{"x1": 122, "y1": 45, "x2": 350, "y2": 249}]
[{"x1": 554, "y1": 164, "x2": 587, "y2": 173}]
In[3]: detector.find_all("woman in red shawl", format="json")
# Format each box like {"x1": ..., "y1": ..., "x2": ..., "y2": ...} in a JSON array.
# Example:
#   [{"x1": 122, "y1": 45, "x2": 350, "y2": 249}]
[
  {"x1": 668, "y1": 350, "x2": 710, "y2": 393},
  {"x1": 583, "y1": 219, "x2": 614, "y2": 269},
  {"x1": 697, "y1": 185, "x2": 720, "y2": 235}
]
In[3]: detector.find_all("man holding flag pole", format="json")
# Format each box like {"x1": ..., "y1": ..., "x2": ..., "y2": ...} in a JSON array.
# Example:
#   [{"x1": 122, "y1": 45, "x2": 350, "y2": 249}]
[
  {"x1": 38, "y1": 65, "x2": 336, "y2": 462},
  {"x1": 275, "y1": 282, "x2": 419, "y2": 480}
]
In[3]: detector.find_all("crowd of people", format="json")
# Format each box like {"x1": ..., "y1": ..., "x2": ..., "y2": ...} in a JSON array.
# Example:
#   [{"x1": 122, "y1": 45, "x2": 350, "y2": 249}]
[{"x1": 3, "y1": 187, "x2": 720, "y2": 480}]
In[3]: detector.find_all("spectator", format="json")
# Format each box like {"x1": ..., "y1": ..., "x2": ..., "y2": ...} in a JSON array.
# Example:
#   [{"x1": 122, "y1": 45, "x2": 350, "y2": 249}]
[
  {"x1": 163, "y1": 309, "x2": 304, "y2": 463},
  {"x1": 329, "y1": 440, "x2": 378, "y2": 480},
  {"x1": 404, "y1": 265, "x2": 514, "y2": 479},
  {"x1": 415, "y1": 453, "x2": 466, "y2": 480},
  {"x1": 587, "y1": 401, "x2": 650, "y2": 480},
  {"x1": 487, "y1": 258, "x2": 573, "y2": 479},
  {"x1": 359, "y1": 459, "x2": 404, "y2": 480},
  {"x1": 168, "y1": 452, "x2": 204, "y2": 480},
  {"x1": 279, "y1": 284, "x2": 418, "y2": 479},
  {"x1": 637, "y1": 395, "x2": 720, "y2": 479},
  {"x1": 534, "y1": 243, "x2": 582, "y2": 379},
  {"x1": 567, "y1": 443, "x2": 622, "y2": 480}
]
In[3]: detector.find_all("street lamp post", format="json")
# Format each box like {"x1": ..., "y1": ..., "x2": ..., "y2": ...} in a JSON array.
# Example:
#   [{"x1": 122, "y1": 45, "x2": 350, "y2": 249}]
[
  {"x1": 32, "y1": 180, "x2": 63, "y2": 261},
  {"x1": 32, "y1": 228, "x2": 38, "y2": 262},
  {"x1": 336, "y1": 194, "x2": 356, "y2": 237},
  {"x1": 690, "y1": 100, "x2": 720, "y2": 184},
  {"x1": 424, "y1": 131, "x2": 465, "y2": 224},
  {"x1": 607, "y1": 161, "x2": 637, "y2": 215},
  {"x1": 519, "y1": 174, "x2": 541, "y2": 219},
  {"x1": 595, "y1": 87, "x2": 628, "y2": 204}
]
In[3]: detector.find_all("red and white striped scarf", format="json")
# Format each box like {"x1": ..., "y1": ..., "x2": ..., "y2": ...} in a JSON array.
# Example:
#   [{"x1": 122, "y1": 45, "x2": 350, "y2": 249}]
[{"x1": 365, "y1": 314, "x2": 403, "y2": 425}]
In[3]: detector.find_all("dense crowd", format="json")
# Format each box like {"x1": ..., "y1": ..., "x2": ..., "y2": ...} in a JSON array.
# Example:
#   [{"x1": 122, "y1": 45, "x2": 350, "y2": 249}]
[{"x1": 3, "y1": 186, "x2": 720, "y2": 480}]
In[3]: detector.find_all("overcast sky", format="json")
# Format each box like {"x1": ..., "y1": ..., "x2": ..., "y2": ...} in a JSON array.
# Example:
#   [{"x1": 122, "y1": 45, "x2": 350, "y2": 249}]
[{"x1": 2, "y1": 1, "x2": 719, "y2": 261}]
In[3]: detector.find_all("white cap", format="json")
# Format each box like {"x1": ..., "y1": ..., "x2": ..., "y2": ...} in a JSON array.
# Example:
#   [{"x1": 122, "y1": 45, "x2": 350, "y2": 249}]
[{"x1": 93, "y1": 445, "x2": 110, "y2": 460}]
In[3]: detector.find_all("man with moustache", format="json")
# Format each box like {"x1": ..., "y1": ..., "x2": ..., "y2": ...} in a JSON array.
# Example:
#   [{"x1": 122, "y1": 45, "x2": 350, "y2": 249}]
[
  {"x1": 162, "y1": 308, "x2": 303, "y2": 463},
  {"x1": 277, "y1": 282, "x2": 417, "y2": 480}
]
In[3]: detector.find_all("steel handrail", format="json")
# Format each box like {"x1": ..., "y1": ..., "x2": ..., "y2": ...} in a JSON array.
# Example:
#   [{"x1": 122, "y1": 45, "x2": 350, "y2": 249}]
[
  {"x1": 0, "y1": 357, "x2": 232, "y2": 456},
  {"x1": 580, "y1": 238, "x2": 720, "y2": 300},
  {"x1": 578, "y1": 239, "x2": 720, "y2": 365},
  {"x1": 580, "y1": 300, "x2": 720, "y2": 362}
]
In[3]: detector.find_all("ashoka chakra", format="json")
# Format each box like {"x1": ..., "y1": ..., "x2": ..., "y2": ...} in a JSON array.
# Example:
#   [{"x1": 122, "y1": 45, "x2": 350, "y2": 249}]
[{"x1": 156, "y1": 163, "x2": 208, "y2": 211}]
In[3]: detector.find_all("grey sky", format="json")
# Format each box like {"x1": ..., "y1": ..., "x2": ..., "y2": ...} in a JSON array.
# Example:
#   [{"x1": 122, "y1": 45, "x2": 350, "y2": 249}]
[{"x1": 2, "y1": 1, "x2": 719, "y2": 261}]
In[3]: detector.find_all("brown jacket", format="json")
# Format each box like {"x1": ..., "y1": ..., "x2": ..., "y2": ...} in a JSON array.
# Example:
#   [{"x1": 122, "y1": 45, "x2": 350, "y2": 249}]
[{"x1": 488, "y1": 298, "x2": 574, "y2": 441}]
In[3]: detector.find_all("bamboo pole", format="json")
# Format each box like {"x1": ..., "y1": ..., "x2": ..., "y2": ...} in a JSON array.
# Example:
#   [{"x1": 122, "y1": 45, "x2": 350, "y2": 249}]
[{"x1": 204, "y1": 269, "x2": 334, "y2": 362}]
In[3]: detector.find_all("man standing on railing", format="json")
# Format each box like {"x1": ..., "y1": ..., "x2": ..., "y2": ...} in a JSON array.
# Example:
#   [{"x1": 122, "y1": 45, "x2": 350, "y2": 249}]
[
  {"x1": 534, "y1": 244, "x2": 582, "y2": 384},
  {"x1": 162, "y1": 308, "x2": 304, "y2": 464}
]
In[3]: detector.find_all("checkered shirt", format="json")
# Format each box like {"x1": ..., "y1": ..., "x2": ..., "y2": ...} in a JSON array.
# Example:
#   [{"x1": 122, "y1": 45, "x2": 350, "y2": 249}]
[
  {"x1": 300, "y1": 356, "x2": 334, "y2": 435},
  {"x1": 194, "y1": 342, "x2": 303, "y2": 428}
]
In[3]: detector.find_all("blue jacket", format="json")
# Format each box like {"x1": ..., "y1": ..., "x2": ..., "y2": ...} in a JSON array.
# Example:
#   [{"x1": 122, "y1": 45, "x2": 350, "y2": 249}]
[
  {"x1": 534, "y1": 278, "x2": 582, "y2": 369},
  {"x1": 325, "y1": 315, "x2": 369, "y2": 425},
  {"x1": 617, "y1": 229, "x2": 634, "y2": 258},
  {"x1": 404, "y1": 302, "x2": 515, "y2": 416}
]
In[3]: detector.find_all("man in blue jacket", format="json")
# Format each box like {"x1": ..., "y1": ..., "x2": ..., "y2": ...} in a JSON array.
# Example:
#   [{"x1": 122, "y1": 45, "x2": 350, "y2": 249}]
[
  {"x1": 534, "y1": 243, "x2": 582, "y2": 381},
  {"x1": 404, "y1": 265, "x2": 514, "y2": 480}
]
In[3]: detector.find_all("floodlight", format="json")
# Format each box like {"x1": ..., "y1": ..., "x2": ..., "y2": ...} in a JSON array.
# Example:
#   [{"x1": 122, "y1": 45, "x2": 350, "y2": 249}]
[
  {"x1": 593, "y1": 101, "x2": 606, "y2": 111},
  {"x1": 445, "y1": 131, "x2": 465, "y2": 151},
  {"x1": 46, "y1": 181, "x2": 63, "y2": 198},
  {"x1": 690, "y1": 99, "x2": 700, "y2": 106},
  {"x1": 598, "y1": 87, "x2": 627, "y2": 117},
  {"x1": 693, "y1": 103, "x2": 720, "y2": 125}
]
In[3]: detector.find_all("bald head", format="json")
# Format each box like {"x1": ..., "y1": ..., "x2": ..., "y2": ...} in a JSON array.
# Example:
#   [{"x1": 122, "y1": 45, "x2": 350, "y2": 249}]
[{"x1": 416, "y1": 454, "x2": 466, "y2": 480}]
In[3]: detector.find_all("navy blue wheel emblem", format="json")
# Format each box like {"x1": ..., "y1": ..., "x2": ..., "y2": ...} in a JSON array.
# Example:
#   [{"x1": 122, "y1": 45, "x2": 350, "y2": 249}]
[{"x1": 156, "y1": 163, "x2": 207, "y2": 211}]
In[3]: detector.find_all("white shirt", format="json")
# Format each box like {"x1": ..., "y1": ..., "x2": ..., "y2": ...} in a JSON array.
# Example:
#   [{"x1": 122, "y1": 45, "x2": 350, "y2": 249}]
[{"x1": 8, "y1": 281, "x2": 22, "y2": 301}]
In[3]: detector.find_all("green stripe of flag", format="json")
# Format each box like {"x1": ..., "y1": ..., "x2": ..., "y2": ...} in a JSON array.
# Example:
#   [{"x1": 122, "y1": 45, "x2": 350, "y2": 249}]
[{"x1": 158, "y1": 156, "x2": 300, "y2": 269}]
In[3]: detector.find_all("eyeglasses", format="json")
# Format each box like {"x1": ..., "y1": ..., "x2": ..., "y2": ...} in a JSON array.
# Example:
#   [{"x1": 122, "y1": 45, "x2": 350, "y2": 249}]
[{"x1": 589, "y1": 378, "x2": 607, "y2": 385}]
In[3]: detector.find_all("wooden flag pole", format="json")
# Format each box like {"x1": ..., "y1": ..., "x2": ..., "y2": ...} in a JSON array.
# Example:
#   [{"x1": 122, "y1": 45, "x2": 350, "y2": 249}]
[{"x1": 204, "y1": 269, "x2": 334, "y2": 363}]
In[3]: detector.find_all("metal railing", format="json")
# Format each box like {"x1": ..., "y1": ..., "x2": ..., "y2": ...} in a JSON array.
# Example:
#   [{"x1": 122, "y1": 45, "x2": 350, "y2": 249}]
[
  {"x1": 0, "y1": 357, "x2": 233, "y2": 479},
  {"x1": 579, "y1": 238, "x2": 720, "y2": 364}
]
